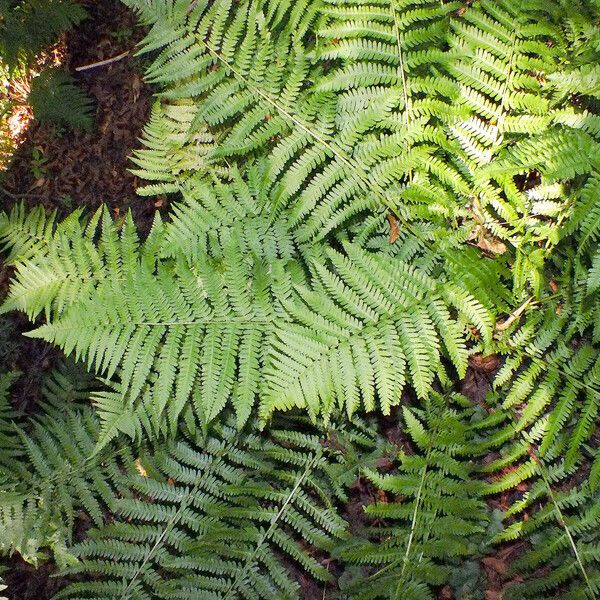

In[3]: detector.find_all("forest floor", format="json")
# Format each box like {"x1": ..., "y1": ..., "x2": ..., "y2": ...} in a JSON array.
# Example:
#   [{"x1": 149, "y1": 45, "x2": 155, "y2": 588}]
[{"x1": 0, "y1": 2, "x2": 520, "y2": 599}]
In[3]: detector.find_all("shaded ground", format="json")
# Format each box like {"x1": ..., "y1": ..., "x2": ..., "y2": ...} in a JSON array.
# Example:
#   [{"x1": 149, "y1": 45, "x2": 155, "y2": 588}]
[
  {"x1": 1, "y1": 0, "x2": 155, "y2": 232},
  {"x1": 0, "y1": 0, "x2": 155, "y2": 415}
]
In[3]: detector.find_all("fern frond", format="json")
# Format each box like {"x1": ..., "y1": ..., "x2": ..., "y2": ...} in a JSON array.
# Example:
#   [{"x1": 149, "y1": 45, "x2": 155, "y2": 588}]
[
  {"x1": 28, "y1": 68, "x2": 94, "y2": 131},
  {"x1": 3, "y1": 202, "x2": 489, "y2": 440},
  {"x1": 0, "y1": 368, "x2": 133, "y2": 567},
  {"x1": 262, "y1": 241, "x2": 491, "y2": 420},
  {"x1": 336, "y1": 393, "x2": 488, "y2": 599},
  {"x1": 0, "y1": 0, "x2": 87, "y2": 69},
  {"x1": 0, "y1": 207, "x2": 155, "y2": 320},
  {"x1": 54, "y1": 418, "x2": 348, "y2": 600}
]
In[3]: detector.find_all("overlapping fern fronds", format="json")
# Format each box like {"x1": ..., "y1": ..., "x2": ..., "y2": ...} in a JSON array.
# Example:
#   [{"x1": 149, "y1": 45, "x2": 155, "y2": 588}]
[
  {"x1": 1, "y1": 0, "x2": 600, "y2": 596},
  {"x1": 337, "y1": 393, "x2": 488, "y2": 599},
  {"x1": 0, "y1": 363, "x2": 133, "y2": 567},
  {"x1": 54, "y1": 418, "x2": 349, "y2": 600},
  {"x1": 1, "y1": 201, "x2": 491, "y2": 445}
]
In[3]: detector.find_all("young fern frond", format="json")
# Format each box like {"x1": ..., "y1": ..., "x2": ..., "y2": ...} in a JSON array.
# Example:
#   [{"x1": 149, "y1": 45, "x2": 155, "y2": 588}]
[{"x1": 130, "y1": 101, "x2": 218, "y2": 196}]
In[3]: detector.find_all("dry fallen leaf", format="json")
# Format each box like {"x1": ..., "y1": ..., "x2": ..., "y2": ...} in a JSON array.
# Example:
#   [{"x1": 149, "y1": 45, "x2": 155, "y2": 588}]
[
  {"x1": 482, "y1": 556, "x2": 509, "y2": 576},
  {"x1": 131, "y1": 73, "x2": 142, "y2": 104},
  {"x1": 469, "y1": 224, "x2": 507, "y2": 255},
  {"x1": 375, "y1": 489, "x2": 388, "y2": 504},
  {"x1": 496, "y1": 297, "x2": 534, "y2": 331},
  {"x1": 387, "y1": 213, "x2": 400, "y2": 244},
  {"x1": 466, "y1": 197, "x2": 507, "y2": 255},
  {"x1": 469, "y1": 353, "x2": 501, "y2": 373},
  {"x1": 134, "y1": 458, "x2": 148, "y2": 478}
]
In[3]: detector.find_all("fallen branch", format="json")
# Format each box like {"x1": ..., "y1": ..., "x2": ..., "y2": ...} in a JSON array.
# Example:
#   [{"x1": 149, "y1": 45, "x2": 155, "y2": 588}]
[
  {"x1": 0, "y1": 186, "x2": 46, "y2": 200},
  {"x1": 75, "y1": 50, "x2": 130, "y2": 72}
]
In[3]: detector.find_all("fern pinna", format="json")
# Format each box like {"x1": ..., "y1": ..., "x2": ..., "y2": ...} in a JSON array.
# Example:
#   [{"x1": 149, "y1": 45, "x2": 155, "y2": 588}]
[{"x1": 0, "y1": 0, "x2": 600, "y2": 598}]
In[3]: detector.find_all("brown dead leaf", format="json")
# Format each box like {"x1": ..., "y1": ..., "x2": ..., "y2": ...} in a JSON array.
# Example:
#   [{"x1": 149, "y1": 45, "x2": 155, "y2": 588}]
[
  {"x1": 469, "y1": 224, "x2": 507, "y2": 254},
  {"x1": 131, "y1": 73, "x2": 142, "y2": 103},
  {"x1": 482, "y1": 556, "x2": 509, "y2": 576},
  {"x1": 526, "y1": 446, "x2": 540, "y2": 464},
  {"x1": 375, "y1": 489, "x2": 388, "y2": 504},
  {"x1": 469, "y1": 353, "x2": 501, "y2": 373},
  {"x1": 476, "y1": 233, "x2": 507, "y2": 255},
  {"x1": 466, "y1": 197, "x2": 506, "y2": 255},
  {"x1": 374, "y1": 456, "x2": 394, "y2": 471},
  {"x1": 30, "y1": 177, "x2": 45, "y2": 190},
  {"x1": 496, "y1": 297, "x2": 534, "y2": 331},
  {"x1": 387, "y1": 213, "x2": 400, "y2": 244},
  {"x1": 469, "y1": 326, "x2": 482, "y2": 340}
]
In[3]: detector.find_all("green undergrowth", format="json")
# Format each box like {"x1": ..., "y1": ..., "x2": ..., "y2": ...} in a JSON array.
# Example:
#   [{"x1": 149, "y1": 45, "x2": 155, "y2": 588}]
[{"x1": 1, "y1": 0, "x2": 600, "y2": 598}]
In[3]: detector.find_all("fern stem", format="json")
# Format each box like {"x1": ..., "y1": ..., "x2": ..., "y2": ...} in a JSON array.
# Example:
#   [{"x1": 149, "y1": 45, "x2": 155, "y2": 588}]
[
  {"x1": 359, "y1": 462, "x2": 429, "y2": 592},
  {"x1": 119, "y1": 434, "x2": 243, "y2": 599},
  {"x1": 74, "y1": 50, "x2": 130, "y2": 72},
  {"x1": 395, "y1": 463, "x2": 427, "y2": 597},
  {"x1": 389, "y1": 0, "x2": 413, "y2": 184},
  {"x1": 120, "y1": 488, "x2": 193, "y2": 599},
  {"x1": 522, "y1": 433, "x2": 597, "y2": 599},
  {"x1": 389, "y1": 0, "x2": 412, "y2": 118},
  {"x1": 222, "y1": 450, "x2": 322, "y2": 599}
]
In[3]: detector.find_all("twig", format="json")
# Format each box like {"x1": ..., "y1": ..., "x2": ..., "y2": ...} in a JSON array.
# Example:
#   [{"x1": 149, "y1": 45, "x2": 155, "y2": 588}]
[
  {"x1": 496, "y1": 297, "x2": 535, "y2": 331},
  {"x1": 74, "y1": 50, "x2": 130, "y2": 72},
  {"x1": 0, "y1": 186, "x2": 46, "y2": 200}
]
